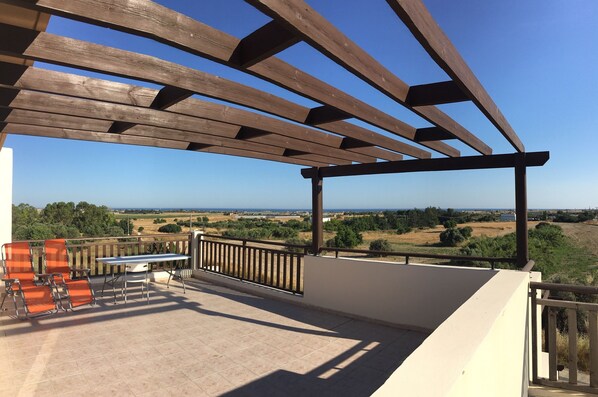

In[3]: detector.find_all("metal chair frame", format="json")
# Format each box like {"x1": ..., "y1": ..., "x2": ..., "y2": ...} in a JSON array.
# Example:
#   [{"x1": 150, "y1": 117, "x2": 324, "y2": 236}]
[
  {"x1": 43, "y1": 239, "x2": 95, "y2": 311},
  {"x1": 1, "y1": 243, "x2": 58, "y2": 319}
]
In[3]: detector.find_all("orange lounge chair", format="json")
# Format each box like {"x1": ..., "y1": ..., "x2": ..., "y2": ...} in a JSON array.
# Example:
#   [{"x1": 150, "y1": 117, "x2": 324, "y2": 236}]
[
  {"x1": 1, "y1": 242, "x2": 57, "y2": 318},
  {"x1": 44, "y1": 239, "x2": 95, "y2": 310}
]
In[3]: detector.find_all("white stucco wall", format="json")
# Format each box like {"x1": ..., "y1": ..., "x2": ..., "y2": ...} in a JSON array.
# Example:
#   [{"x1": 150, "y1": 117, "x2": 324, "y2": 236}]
[
  {"x1": 374, "y1": 270, "x2": 532, "y2": 397},
  {"x1": 302, "y1": 256, "x2": 497, "y2": 331},
  {"x1": 0, "y1": 147, "x2": 13, "y2": 250}
]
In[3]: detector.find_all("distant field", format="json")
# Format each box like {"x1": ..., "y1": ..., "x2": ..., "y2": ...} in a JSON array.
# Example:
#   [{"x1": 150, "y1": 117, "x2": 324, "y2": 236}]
[{"x1": 557, "y1": 222, "x2": 598, "y2": 257}]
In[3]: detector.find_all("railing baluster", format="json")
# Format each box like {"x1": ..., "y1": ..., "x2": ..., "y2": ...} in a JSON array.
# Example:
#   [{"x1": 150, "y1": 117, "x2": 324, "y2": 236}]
[
  {"x1": 548, "y1": 309, "x2": 558, "y2": 381},
  {"x1": 568, "y1": 308, "x2": 577, "y2": 385},
  {"x1": 276, "y1": 252, "x2": 281, "y2": 288},
  {"x1": 590, "y1": 310, "x2": 598, "y2": 388}
]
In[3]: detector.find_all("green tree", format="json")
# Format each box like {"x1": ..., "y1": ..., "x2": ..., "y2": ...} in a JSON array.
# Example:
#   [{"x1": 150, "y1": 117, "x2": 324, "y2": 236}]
[
  {"x1": 158, "y1": 224, "x2": 182, "y2": 233},
  {"x1": 118, "y1": 218, "x2": 134, "y2": 235},
  {"x1": 138, "y1": 226, "x2": 145, "y2": 233},
  {"x1": 73, "y1": 202, "x2": 119, "y2": 237},
  {"x1": 12, "y1": 203, "x2": 40, "y2": 230},
  {"x1": 326, "y1": 226, "x2": 362, "y2": 248},
  {"x1": 443, "y1": 219, "x2": 457, "y2": 229},
  {"x1": 440, "y1": 228, "x2": 465, "y2": 246},
  {"x1": 41, "y1": 201, "x2": 75, "y2": 225}
]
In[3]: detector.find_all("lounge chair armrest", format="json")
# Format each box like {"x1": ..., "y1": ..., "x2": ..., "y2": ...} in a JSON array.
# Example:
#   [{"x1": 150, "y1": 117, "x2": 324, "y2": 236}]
[{"x1": 2, "y1": 277, "x2": 19, "y2": 284}]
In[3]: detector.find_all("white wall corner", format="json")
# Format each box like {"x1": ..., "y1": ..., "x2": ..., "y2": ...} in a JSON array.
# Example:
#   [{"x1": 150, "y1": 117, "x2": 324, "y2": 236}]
[{"x1": 0, "y1": 147, "x2": 13, "y2": 250}]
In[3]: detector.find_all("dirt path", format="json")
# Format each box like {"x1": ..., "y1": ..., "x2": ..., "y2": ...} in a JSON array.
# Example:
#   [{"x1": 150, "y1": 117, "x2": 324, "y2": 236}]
[{"x1": 557, "y1": 222, "x2": 598, "y2": 256}]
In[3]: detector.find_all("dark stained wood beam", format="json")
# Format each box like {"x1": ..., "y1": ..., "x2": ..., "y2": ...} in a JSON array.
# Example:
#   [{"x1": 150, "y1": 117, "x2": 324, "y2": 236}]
[
  {"x1": 0, "y1": 1, "x2": 434, "y2": 158},
  {"x1": 311, "y1": 173, "x2": 323, "y2": 254},
  {"x1": 245, "y1": 0, "x2": 491, "y2": 155},
  {"x1": 151, "y1": 86, "x2": 195, "y2": 110},
  {"x1": 0, "y1": 64, "x2": 375, "y2": 161},
  {"x1": 1, "y1": 122, "x2": 327, "y2": 167},
  {"x1": 515, "y1": 155, "x2": 528, "y2": 267},
  {"x1": 229, "y1": 20, "x2": 300, "y2": 68},
  {"x1": 301, "y1": 152, "x2": 549, "y2": 179},
  {"x1": 385, "y1": 0, "x2": 524, "y2": 152},
  {"x1": 1, "y1": 108, "x2": 310, "y2": 159},
  {"x1": 108, "y1": 85, "x2": 194, "y2": 134},
  {"x1": 406, "y1": 80, "x2": 469, "y2": 107},
  {"x1": 1, "y1": 87, "x2": 366, "y2": 164},
  {"x1": 414, "y1": 127, "x2": 455, "y2": 142},
  {"x1": 306, "y1": 105, "x2": 351, "y2": 125}
]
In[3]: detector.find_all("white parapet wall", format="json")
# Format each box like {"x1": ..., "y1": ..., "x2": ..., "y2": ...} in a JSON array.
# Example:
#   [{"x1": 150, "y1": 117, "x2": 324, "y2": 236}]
[
  {"x1": 302, "y1": 256, "x2": 497, "y2": 331},
  {"x1": 0, "y1": 147, "x2": 13, "y2": 250},
  {"x1": 373, "y1": 269, "x2": 531, "y2": 397}
]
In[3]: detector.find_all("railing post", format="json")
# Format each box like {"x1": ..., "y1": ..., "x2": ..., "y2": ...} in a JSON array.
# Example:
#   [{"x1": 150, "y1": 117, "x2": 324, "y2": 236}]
[
  {"x1": 590, "y1": 310, "x2": 598, "y2": 388},
  {"x1": 548, "y1": 308, "x2": 557, "y2": 381},
  {"x1": 531, "y1": 285, "x2": 538, "y2": 384},
  {"x1": 405, "y1": 255, "x2": 410, "y2": 264},
  {"x1": 191, "y1": 230, "x2": 203, "y2": 271},
  {"x1": 567, "y1": 308, "x2": 578, "y2": 385}
]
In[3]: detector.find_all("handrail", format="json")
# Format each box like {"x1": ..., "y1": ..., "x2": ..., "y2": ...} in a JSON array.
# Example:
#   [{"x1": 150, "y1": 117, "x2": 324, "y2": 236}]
[
  {"x1": 318, "y1": 246, "x2": 516, "y2": 268},
  {"x1": 201, "y1": 233, "x2": 310, "y2": 250},
  {"x1": 13, "y1": 232, "x2": 192, "y2": 244},
  {"x1": 530, "y1": 281, "x2": 598, "y2": 295},
  {"x1": 522, "y1": 260, "x2": 535, "y2": 272}
]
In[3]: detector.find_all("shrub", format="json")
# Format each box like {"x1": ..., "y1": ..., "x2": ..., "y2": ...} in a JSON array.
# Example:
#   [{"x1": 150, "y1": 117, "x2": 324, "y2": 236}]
[
  {"x1": 158, "y1": 223, "x2": 182, "y2": 233},
  {"x1": 439, "y1": 227, "x2": 465, "y2": 246},
  {"x1": 369, "y1": 239, "x2": 392, "y2": 256},
  {"x1": 443, "y1": 220, "x2": 457, "y2": 229},
  {"x1": 326, "y1": 226, "x2": 363, "y2": 248},
  {"x1": 396, "y1": 222, "x2": 412, "y2": 235},
  {"x1": 137, "y1": 226, "x2": 144, "y2": 233},
  {"x1": 285, "y1": 238, "x2": 310, "y2": 253},
  {"x1": 153, "y1": 218, "x2": 167, "y2": 224},
  {"x1": 460, "y1": 226, "x2": 473, "y2": 239}
]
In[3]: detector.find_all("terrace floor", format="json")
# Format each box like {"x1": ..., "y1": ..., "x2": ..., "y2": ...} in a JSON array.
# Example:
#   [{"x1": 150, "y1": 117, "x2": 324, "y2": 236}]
[{"x1": 0, "y1": 278, "x2": 427, "y2": 396}]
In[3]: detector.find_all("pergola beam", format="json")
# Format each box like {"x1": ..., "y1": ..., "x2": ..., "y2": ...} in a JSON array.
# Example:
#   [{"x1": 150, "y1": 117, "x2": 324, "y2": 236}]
[
  {"x1": 414, "y1": 127, "x2": 456, "y2": 142},
  {"x1": 385, "y1": 0, "x2": 524, "y2": 152},
  {"x1": 230, "y1": 20, "x2": 300, "y2": 68},
  {"x1": 245, "y1": 0, "x2": 491, "y2": 155},
  {"x1": 406, "y1": 80, "x2": 469, "y2": 107},
  {"x1": 0, "y1": 65, "x2": 379, "y2": 163},
  {"x1": 0, "y1": 88, "x2": 364, "y2": 164},
  {"x1": 0, "y1": 0, "x2": 440, "y2": 158},
  {"x1": 301, "y1": 152, "x2": 549, "y2": 179},
  {"x1": 1, "y1": 123, "x2": 328, "y2": 167}
]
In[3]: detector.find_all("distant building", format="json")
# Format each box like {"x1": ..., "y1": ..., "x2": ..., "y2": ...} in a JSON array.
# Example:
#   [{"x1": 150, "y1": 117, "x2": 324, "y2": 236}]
[{"x1": 500, "y1": 213, "x2": 516, "y2": 222}]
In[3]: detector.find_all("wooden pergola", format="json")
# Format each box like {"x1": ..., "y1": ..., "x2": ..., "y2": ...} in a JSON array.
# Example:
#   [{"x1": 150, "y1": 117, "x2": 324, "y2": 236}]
[{"x1": 0, "y1": 0, "x2": 548, "y2": 266}]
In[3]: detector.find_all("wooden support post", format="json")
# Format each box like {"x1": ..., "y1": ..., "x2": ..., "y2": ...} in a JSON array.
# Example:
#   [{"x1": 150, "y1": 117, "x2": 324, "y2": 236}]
[
  {"x1": 311, "y1": 170, "x2": 323, "y2": 255},
  {"x1": 515, "y1": 153, "x2": 528, "y2": 268}
]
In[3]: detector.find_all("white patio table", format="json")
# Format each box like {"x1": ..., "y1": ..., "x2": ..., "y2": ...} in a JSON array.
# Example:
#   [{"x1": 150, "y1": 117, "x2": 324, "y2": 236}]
[{"x1": 97, "y1": 253, "x2": 191, "y2": 303}]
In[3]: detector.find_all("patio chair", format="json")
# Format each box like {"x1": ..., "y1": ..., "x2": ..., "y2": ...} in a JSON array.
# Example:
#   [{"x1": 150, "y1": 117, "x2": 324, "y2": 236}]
[
  {"x1": 44, "y1": 239, "x2": 95, "y2": 310},
  {"x1": 1, "y1": 242, "x2": 57, "y2": 318},
  {"x1": 122, "y1": 263, "x2": 150, "y2": 304}
]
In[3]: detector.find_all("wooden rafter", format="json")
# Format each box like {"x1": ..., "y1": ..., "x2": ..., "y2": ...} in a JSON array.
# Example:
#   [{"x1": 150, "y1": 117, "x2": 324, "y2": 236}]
[
  {"x1": 0, "y1": 64, "x2": 382, "y2": 163},
  {"x1": 245, "y1": 0, "x2": 491, "y2": 155},
  {"x1": 1, "y1": 123, "x2": 327, "y2": 167},
  {"x1": 385, "y1": 0, "x2": 524, "y2": 152},
  {"x1": 0, "y1": 88, "x2": 368, "y2": 164},
  {"x1": 0, "y1": 0, "x2": 444, "y2": 158}
]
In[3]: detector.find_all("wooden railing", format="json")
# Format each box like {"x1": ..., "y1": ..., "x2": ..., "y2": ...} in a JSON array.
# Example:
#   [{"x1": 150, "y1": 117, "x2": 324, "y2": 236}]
[
  {"x1": 18, "y1": 234, "x2": 192, "y2": 276},
  {"x1": 531, "y1": 281, "x2": 598, "y2": 394},
  {"x1": 198, "y1": 234, "x2": 306, "y2": 294},
  {"x1": 319, "y1": 246, "x2": 517, "y2": 269}
]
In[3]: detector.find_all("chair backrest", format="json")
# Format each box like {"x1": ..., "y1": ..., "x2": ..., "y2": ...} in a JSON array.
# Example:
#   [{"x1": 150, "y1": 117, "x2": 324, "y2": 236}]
[
  {"x1": 1, "y1": 242, "x2": 35, "y2": 282},
  {"x1": 125, "y1": 263, "x2": 148, "y2": 282},
  {"x1": 44, "y1": 239, "x2": 71, "y2": 281}
]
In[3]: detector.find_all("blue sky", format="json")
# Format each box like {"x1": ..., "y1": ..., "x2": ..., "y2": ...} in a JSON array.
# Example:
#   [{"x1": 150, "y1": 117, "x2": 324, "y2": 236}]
[{"x1": 6, "y1": 0, "x2": 598, "y2": 210}]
